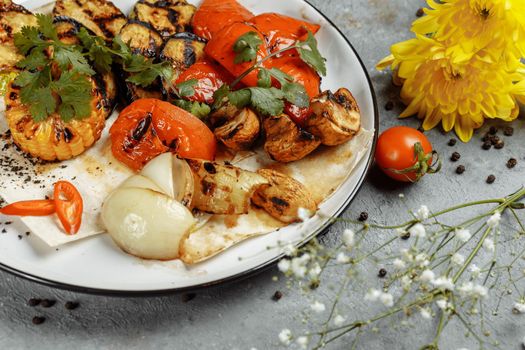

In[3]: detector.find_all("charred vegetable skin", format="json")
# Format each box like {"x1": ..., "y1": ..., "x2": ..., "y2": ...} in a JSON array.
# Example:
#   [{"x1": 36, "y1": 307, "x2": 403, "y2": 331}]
[
  {"x1": 130, "y1": 0, "x2": 196, "y2": 38},
  {"x1": 5, "y1": 79, "x2": 106, "y2": 161},
  {"x1": 0, "y1": 1, "x2": 37, "y2": 72},
  {"x1": 119, "y1": 20, "x2": 164, "y2": 58},
  {"x1": 188, "y1": 159, "x2": 268, "y2": 215},
  {"x1": 263, "y1": 114, "x2": 321, "y2": 163},
  {"x1": 53, "y1": 0, "x2": 127, "y2": 40},
  {"x1": 212, "y1": 106, "x2": 261, "y2": 151},
  {"x1": 252, "y1": 169, "x2": 316, "y2": 223},
  {"x1": 305, "y1": 88, "x2": 361, "y2": 146}
]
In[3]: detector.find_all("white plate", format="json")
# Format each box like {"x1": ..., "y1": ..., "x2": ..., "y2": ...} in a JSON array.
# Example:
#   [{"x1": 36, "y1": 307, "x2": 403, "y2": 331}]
[{"x1": 0, "y1": 0, "x2": 378, "y2": 295}]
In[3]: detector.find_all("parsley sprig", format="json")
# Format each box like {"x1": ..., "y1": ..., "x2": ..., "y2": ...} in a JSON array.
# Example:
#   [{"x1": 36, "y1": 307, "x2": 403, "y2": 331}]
[{"x1": 214, "y1": 30, "x2": 327, "y2": 116}]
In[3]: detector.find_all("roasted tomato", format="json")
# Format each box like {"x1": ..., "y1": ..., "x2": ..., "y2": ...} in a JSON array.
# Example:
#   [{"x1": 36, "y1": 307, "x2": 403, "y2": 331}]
[
  {"x1": 192, "y1": 0, "x2": 253, "y2": 40},
  {"x1": 110, "y1": 99, "x2": 217, "y2": 171},
  {"x1": 176, "y1": 59, "x2": 235, "y2": 104},
  {"x1": 205, "y1": 22, "x2": 268, "y2": 87},
  {"x1": 375, "y1": 126, "x2": 441, "y2": 182},
  {"x1": 250, "y1": 13, "x2": 321, "y2": 52},
  {"x1": 270, "y1": 56, "x2": 320, "y2": 99}
]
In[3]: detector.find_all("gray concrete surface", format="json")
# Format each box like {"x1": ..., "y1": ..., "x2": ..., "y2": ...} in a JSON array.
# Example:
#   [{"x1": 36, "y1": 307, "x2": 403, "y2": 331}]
[{"x1": 0, "y1": 0, "x2": 524, "y2": 349}]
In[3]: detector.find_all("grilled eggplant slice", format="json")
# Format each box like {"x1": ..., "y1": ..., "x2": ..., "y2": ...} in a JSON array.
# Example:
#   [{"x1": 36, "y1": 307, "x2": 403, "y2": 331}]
[
  {"x1": 0, "y1": 1, "x2": 36, "y2": 72},
  {"x1": 305, "y1": 88, "x2": 361, "y2": 146},
  {"x1": 187, "y1": 159, "x2": 269, "y2": 215},
  {"x1": 54, "y1": 16, "x2": 90, "y2": 45},
  {"x1": 130, "y1": 0, "x2": 196, "y2": 38},
  {"x1": 53, "y1": 0, "x2": 126, "y2": 40},
  {"x1": 252, "y1": 169, "x2": 317, "y2": 223},
  {"x1": 263, "y1": 114, "x2": 321, "y2": 163},
  {"x1": 122, "y1": 81, "x2": 163, "y2": 104},
  {"x1": 119, "y1": 20, "x2": 163, "y2": 58},
  {"x1": 213, "y1": 107, "x2": 260, "y2": 151},
  {"x1": 4, "y1": 78, "x2": 106, "y2": 161}
]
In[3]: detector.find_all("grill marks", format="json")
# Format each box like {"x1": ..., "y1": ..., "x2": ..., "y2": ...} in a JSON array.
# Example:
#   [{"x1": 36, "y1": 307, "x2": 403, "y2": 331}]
[{"x1": 130, "y1": 0, "x2": 196, "y2": 38}]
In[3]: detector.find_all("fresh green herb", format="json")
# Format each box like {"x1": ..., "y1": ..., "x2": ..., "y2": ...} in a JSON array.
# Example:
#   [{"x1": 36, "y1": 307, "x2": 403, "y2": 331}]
[
  {"x1": 174, "y1": 79, "x2": 198, "y2": 98},
  {"x1": 296, "y1": 31, "x2": 327, "y2": 76},
  {"x1": 77, "y1": 27, "x2": 113, "y2": 73},
  {"x1": 173, "y1": 100, "x2": 211, "y2": 120},
  {"x1": 233, "y1": 31, "x2": 263, "y2": 64}
]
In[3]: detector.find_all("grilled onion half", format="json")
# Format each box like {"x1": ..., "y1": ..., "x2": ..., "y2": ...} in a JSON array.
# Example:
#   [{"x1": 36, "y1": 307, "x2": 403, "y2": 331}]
[{"x1": 4, "y1": 78, "x2": 106, "y2": 161}]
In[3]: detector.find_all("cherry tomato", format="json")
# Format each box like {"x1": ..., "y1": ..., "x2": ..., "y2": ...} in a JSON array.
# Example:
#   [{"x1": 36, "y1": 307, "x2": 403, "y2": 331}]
[
  {"x1": 205, "y1": 22, "x2": 269, "y2": 88},
  {"x1": 176, "y1": 59, "x2": 235, "y2": 104},
  {"x1": 110, "y1": 99, "x2": 217, "y2": 171},
  {"x1": 54, "y1": 181, "x2": 83, "y2": 235},
  {"x1": 375, "y1": 126, "x2": 440, "y2": 182},
  {"x1": 192, "y1": 0, "x2": 254, "y2": 40},
  {"x1": 0, "y1": 200, "x2": 56, "y2": 217},
  {"x1": 250, "y1": 13, "x2": 321, "y2": 52},
  {"x1": 284, "y1": 103, "x2": 311, "y2": 127}
]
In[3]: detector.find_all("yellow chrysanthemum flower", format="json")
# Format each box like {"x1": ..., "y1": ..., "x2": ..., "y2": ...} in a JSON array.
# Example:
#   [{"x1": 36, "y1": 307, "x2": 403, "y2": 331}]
[
  {"x1": 412, "y1": 0, "x2": 525, "y2": 68},
  {"x1": 378, "y1": 36, "x2": 524, "y2": 142}
]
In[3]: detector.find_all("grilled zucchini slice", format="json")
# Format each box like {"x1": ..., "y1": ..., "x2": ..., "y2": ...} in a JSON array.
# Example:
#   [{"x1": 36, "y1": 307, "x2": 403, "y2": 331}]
[
  {"x1": 160, "y1": 32, "x2": 206, "y2": 96},
  {"x1": 53, "y1": 0, "x2": 127, "y2": 41},
  {"x1": 0, "y1": 2, "x2": 36, "y2": 72},
  {"x1": 130, "y1": 0, "x2": 196, "y2": 38},
  {"x1": 119, "y1": 20, "x2": 163, "y2": 58}
]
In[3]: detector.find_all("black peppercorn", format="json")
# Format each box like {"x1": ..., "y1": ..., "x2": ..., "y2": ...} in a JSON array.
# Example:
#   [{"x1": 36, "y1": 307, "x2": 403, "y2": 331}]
[
  {"x1": 378, "y1": 269, "x2": 387, "y2": 278},
  {"x1": 450, "y1": 152, "x2": 461, "y2": 162},
  {"x1": 28, "y1": 298, "x2": 41, "y2": 307},
  {"x1": 490, "y1": 135, "x2": 500, "y2": 145},
  {"x1": 507, "y1": 158, "x2": 517, "y2": 169},
  {"x1": 486, "y1": 175, "x2": 496, "y2": 184},
  {"x1": 358, "y1": 212, "x2": 369, "y2": 222},
  {"x1": 385, "y1": 101, "x2": 394, "y2": 111},
  {"x1": 482, "y1": 134, "x2": 490, "y2": 142},
  {"x1": 456, "y1": 165, "x2": 466, "y2": 174},
  {"x1": 65, "y1": 301, "x2": 79, "y2": 310},
  {"x1": 40, "y1": 299, "x2": 56, "y2": 308},
  {"x1": 32, "y1": 316, "x2": 45, "y2": 325},
  {"x1": 494, "y1": 141, "x2": 505, "y2": 149},
  {"x1": 489, "y1": 126, "x2": 498, "y2": 135},
  {"x1": 482, "y1": 141, "x2": 492, "y2": 150},
  {"x1": 503, "y1": 126, "x2": 513, "y2": 136},
  {"x1": 448, "y1": 139, "x2": 457, "y2": 146},
  {"x1": 416, "y1": 8, "x2": 425, "y2": 17},
  {"x1": 272, "y1": 291, "x2": 283, "y2": 301},
  {"x1": 401, "y1": 232, "x2": 411, "y2": 240}
]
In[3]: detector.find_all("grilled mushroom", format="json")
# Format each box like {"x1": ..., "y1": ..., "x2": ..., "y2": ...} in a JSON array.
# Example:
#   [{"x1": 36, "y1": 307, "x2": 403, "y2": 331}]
[
  {"x1": 0, "y1": 1, "x2": 36, "y2": 72},
  {"x1": 130, "y1": 0, "x2": 196, "y2": 38},
  {"x1": 119, "y1": 20, "x2": 164, "y2": 58},
  {"x1": 213, "y1": 107, "x2": 260, "y2": 151},
  {"x1": 305, "y1": 88, "x2": 361, "y2": 146},
  {"x1": 263, "y1": 114, "x2": 321, "y2": 163},
  {"x1": 53, "y1": 0, "x2": 127, "y2": 41},
  {"x1": 187, "y1": 159, "x2": 268, "y2": 215},
  {"x1": 252, "y1": 169, "x2": 316, "y2": 223}
]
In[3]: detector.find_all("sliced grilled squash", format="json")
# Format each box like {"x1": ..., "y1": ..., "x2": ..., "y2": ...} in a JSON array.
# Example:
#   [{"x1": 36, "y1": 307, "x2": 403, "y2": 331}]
[
  {"x1": 53, "y1": 0, "x2": 127, "y2": 41},
  {"x1": 130, "y1": 0, "x2": 196, "y2": 38},
  {"x1": 0, "y1": 2, "x2": 37, "y2": 72},
  {"x1": 4, "y1": 78, "x2": 106, "y2": 161},
  {"x1": 119, "y1": 20, "x2": 163, "y2": 58}
]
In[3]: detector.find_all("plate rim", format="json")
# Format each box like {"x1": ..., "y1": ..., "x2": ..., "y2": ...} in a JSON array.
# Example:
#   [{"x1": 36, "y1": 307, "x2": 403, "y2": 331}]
[{"x1": 0, "y1": 0, "x2": 379, "y2": 296}]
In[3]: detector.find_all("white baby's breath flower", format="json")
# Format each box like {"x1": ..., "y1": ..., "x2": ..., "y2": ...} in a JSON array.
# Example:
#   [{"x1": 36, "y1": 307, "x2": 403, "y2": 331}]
[
  {"x1": 436, "y1": 299, "x2": 450, "y2": 310},
  {"x1": 469, "y1": 264, "x2": 481, "y2": 277},
  {"x1": 296, "y1": 336, "x2": 309, "y2": 349},
  {"x1": 401, "y1": 248, "x2": 414, "y2": 262},
  {"x1": 409, "y1": 223, "x2": 426, "y2": 238},
  {"x1": 415, "y1": 253, "x2": 429, "y2": 267},
  {"x1": 282, "y1": 243, "x2": 296, "y2": 257},
  {"x1": 455, "y1": 229, "x2": 471, "y2": 242},
  {"x1": 420, "y1": 308, "x2": 432, "y2": 319},
  {"x1": 336, "y1": 252, "x2": 350, "y2": 264},
  {"x1": 473, "y1": 285, "x2": 488, "y2": 298},
  {"x1": 420, "y1": 269, "x2": 436, "y2": 283},
  {"x1": 415, "y1": 205, "x2": 430, "y2": 220},
  {"x1": 342, "y1": 229, "x2": 355, "y2": 247},
  {"x1": 333, "y1": 314, "x2": 346, "y2": 326},
  {"x1": 380, "y1": 292, "x2": 394, "y2": 307},
  {"x1": 290, "y1": 254, "x2": 310, "y2": 278},
  {"x1": 279, "y1": 329, "x2": 292, "y2": 346},
  {"x1": 401, "y1": 275, "x2": 412, "y2": 290},
  {"x1": 308, "y1": 263, "x2": 322, "y2": 279},
  {"x1": 393, "y1": 258, "x2": 406, "y2": 269},
  {"x1": 364, "y1": 289, "x2": 382, "y2": 302},
  {"x1": 451, "y1": 253, "x2": 465, "y2": 266},
  {"x1": 483, "y1": 238, "x2": 495, "y2": 252},
  {"x1": 458, "y1": 282, "x2": 487, "y2": 299},
  {"x1": 487, "y1": 212, "x2": 501, "y2": 228},
  {"x1": 297, "y1": 207, "x2": 312, "y2": 222},
  {"x1": 514, "y1": 302, "x2": 525, "y2": 314},
  {"x1": 396, "y1": 228, "x2": 407, "y2": 237},
  {"x1": 310, "y1": 301, "x2": 326, "y2": 313},
  {"x1": 278, "y1": 259, "x2": 291, "y2": 273},
  {"x1": 399, "y1": 193, "x2": 405, "y2": 198},
  {"x1": 432, "y1": 276, "x2": 455, "y2": 291}
]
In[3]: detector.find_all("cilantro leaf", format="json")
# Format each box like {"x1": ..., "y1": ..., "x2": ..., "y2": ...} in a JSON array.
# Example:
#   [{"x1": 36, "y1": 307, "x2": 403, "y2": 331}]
[
  {"x1": 28, "y1": 87, "x2": 56, "y2": 122},
  {"x1": 233, "y1": 31, "x2": 262, "y2": 64},
  {"x1": 228, "y1": 89, "x2": 251, "y2": 108},
  {"x1": 249, "y1": 87, "x2": 284, "y2": 116},
  {"x1": 296, "y1": 31, "x2": 327, "y2": 76},
  {"x1": 212, "y1": 84, "x2": 231, "y2": 109},
  {"x1": 35, "y1": 14, "x2": 58, "y2": 41},
  {"x1": 16, "y1": 50, "x2": 48, "y2": 70},
  {"x1": 53, "y1": 71, "x2": 93, "y2": 121},
  {"x1": 54, "y1": 47, "x2": 95, "y2": 75},
  {"x1": 14, "y1": 26, "x2": 46, "y2": 55},
  {"x1": 78, "y1": 27, "x2": 113, "y2": 73},
  {"x1": 173, "y1": 100, "x2": 211, "y2": 119},
  {"x1": 257, "y1": 68, "x2": 272, "y2": 88},
  {"x1": 175, "y1": 79, "x2": 197, "y2": 98},
  {"x1": 124, "y1": 54, "x2": 173, "y2": 87},
  {"x1": 268, "y1": 68, "x2": 293, "y2": 85},
  {"x1": 282, "y1": 82, "x2": 310, "y2": 108}
]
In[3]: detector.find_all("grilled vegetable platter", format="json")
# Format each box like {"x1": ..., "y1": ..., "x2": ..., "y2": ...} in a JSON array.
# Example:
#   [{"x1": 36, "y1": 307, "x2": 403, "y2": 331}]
[{"x1": 0, "y1": 0, "x2": 374, "y2": 267}]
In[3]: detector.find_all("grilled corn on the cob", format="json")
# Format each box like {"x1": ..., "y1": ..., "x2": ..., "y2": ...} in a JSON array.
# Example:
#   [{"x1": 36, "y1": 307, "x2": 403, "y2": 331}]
[{"x1": 4, "y1": 78, "x2": 106, "y2": 161}]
